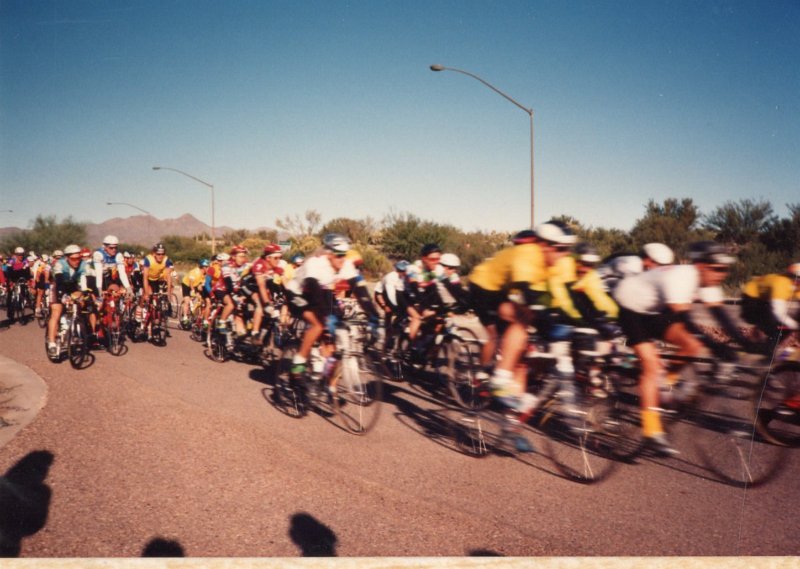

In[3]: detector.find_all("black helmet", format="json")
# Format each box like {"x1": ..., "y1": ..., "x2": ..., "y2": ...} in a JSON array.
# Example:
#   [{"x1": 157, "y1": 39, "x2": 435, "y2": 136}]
[
  {"x1": 322, "y1": 233, "x2": 350, "y2": 254},
  {"x1": 512, "y1": 230, "x2": 537, "y2": 245},
  {"x1": 420, "y1": 243, "x2": 442, "y2": 257},
  {"x1": 687, "y1": 241, "x2": 735, "y2": 265},
  {"x1": 152, "y1": 242, "x2": 166, "y2": 254}
]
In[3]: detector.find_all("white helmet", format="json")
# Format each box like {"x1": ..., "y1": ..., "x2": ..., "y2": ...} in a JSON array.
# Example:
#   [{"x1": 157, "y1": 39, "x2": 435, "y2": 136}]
[
  {"x1": 216, "y1": 252, "x2": 231, "y2": 262},
  {"x1": 41, "y1": 254, "x2": 50, "y2": 262},
  {"x1": 14, "y1": 246, "x2": 24, "y2": 254},
  {"x1": 103, "y1": 235, "x2": 119, "y2": 246},
  {"x1": 64, "y1": 244, "x2": 81, "y2": 255},
  {"x1": 642, "y1": 243, "x2": 674, "y2": 265},
  {"x1": 440, "y1": 253, "x2": 461, "y2": 268},
  {"x1": 53, "y1": 250, "x2": 64, "y2": 258},
  {"x1": 534, "y1": 222, "x2": 577, "y2": 246}
]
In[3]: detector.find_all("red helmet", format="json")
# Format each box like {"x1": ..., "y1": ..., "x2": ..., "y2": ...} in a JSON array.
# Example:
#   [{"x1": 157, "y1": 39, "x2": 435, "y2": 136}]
[
  {"x1": 80, "y1": 247, "x2": 92, "y2": 257},
  {"x1": 230, "y1": 245, "x2": 248, "y2": 256},
  {"x1": 263, "y1": 243, "x2": 282, "y2": 255}
]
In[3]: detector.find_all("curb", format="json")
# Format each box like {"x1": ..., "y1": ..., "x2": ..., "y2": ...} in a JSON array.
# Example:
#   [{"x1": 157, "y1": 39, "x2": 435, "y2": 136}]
[{"x1": 0, "y1": 355, "x2": 48, "y2": 449}]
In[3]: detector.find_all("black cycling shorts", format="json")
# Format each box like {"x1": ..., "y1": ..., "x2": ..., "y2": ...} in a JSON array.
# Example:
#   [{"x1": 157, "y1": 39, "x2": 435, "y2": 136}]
[
  {"x1": 618, "y1": 307, "x2": 680, "y2": 346},
  {"x1": 468, "y1": 282, "x2": 505, "y2": 327}
]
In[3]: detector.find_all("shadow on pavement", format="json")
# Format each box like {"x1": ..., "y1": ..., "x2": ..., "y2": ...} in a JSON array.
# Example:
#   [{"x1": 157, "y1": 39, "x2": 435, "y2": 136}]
[
  {"x1": 142, "y1": 536, "x2": 186, "y2": 557},
  {"x1": 469, "y1": 549, "x2": 504, "y2": 556},
  {"x1": 289, "y1": 512, "x2": 337, "y2": 557},
  {"x1": 0, "y1": 450, "x2": 54, "y2": 557}
]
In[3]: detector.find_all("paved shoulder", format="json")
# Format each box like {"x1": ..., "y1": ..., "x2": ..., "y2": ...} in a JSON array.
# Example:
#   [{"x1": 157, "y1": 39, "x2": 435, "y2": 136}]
[{"x1": 0, "y1": 355, "x2": 48, "y2": 449}]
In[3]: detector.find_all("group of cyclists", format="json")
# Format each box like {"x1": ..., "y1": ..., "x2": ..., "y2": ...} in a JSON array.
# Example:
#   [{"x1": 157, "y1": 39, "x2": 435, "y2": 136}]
[{"x1": 4, "y1": 223, "x2": 799, "y2": 457}]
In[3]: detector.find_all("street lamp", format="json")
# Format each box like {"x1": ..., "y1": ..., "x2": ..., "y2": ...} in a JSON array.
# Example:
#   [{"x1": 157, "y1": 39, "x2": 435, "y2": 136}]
[
  {"x1": 152, "y1": 166, "x2": 216, "y2": 255},
  {"x1": 430, "y1": 64, "x2": 535, "y2": 228},
  {"x1": 106, "y1": 202, "x2": 151, "y2": 216}
]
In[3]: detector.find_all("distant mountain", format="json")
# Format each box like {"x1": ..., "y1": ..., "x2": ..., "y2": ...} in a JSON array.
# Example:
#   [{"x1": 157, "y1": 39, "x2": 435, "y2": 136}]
[{"x1": 1, "y1": 214, "x2": 239, "y2": 248}]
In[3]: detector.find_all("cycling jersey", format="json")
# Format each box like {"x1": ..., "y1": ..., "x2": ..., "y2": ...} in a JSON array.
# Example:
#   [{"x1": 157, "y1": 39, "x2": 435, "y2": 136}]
[
  {"x1": 405, "y1": 260, "x2": 463, "y2": 311},
  {"x1": 741, "y1": 273, "x2": 799, "y2": 330},
  {"x1": 614, "y1": 265, "x2": 724, "y2": 315},
  {"x1": 143, "y1": 254, "x2": 174, "y2": 282},
  {"x1": 375, "y1": 270, "x2": 406, "y2": 307},
  {"x1": 3, "y1": 255, "x2": 30, "y2": 282},
  {"x1": 213, "y1": 261, "x2": 249, "y2": 295},
  {"x1": 181, "y1": 267, "x2": 205, "y2": 290},
  {"x1": 53, "y1": 258, "x2": 88, "y2": 298},
  {"x1": 93, "y1": 247, "x2": 131, "y2": 291},
  {"x1": 469, "y1": 243, "x2": 546, "y2": 293},
  {"x1": 287, "y1": 255, "x2": 360, "y2": 295},
  {"x1": 569, "y1": 268, "x2": 619, "y2": 319}
]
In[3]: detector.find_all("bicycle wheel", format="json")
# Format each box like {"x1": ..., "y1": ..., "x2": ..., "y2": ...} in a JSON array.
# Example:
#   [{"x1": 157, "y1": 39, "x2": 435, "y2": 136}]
[
  {"x1": 755, "y1": 363, "x2": 800, "y2": 446},
  {"x1": 444, "y1": 404, "x2": 506, "y2": 458},
  {"x1": 68, "y1": 317, "x2": 89, "y2": 369},
  {"x1": 536, "y1": 380, "x2": 622, "y2": 484},
  {"x1": 36, "y1": 301, "x2": 49, "y2": 329},
  {"x1": 107, "y1": 309, "x2": 125, "y2": 356},
  {"x1": 208, "y1": 329, "x2": 227, "y2": 362},
  {"x1": 438, "y1": 335, "x2": 488, "y2": 410},
  {"x1": 168, "y1": 293, "x2": 180, "y2": 319},
  {"x1": 332, "y1": 352, "x2": 383, "y2": 435},
  {"x1": 272, "y1": 343, "x2": 307, "y2": 418},
  {"x1": 150, "y1": 307, "x2": 168, "y2": 346},
  {"x1": 690, "y1": 378, "x2": 787, "y2": 488}
]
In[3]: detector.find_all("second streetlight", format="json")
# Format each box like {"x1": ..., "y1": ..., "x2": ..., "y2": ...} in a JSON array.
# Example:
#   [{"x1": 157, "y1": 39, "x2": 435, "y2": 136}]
[{"x1": 152, "y1": 166, "x2": 216, "y2": 255}]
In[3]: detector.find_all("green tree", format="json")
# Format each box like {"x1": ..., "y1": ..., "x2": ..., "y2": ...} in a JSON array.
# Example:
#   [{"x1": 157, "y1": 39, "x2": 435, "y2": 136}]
[
  {"x1": 703, "y1": 198, "x2": 776, "y2": 246},
  {"x1": 160, "y1": 235, "x2": 212, "y2": 263},
  {"x1": 0, "y1": 215, "x2": 87, "y2": 255},
  {"x1": 629, "y1": 198, "x2": 710, "y2": 259},
  {"x1": 379, "y1": 212, "x2": 459, "y2": 261},
  {"x1": 319, "y1": 217, "x2": 379, "y2": 246}
]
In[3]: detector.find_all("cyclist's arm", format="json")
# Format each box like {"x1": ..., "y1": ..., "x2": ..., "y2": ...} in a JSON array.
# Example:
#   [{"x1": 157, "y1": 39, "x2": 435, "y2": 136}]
[
  {"x1": 349, "y1": 276, "x2": 379, "y2": 319},
  {"x1": 93, "y1": 253, "x2": 104, "y2": 292},
  {"x1": 117, "y1": 257, "x2": 131, "y2": 290}
]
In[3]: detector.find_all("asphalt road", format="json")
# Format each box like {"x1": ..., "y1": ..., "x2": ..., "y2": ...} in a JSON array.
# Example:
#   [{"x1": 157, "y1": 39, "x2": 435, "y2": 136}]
[{"x1": 0, "y1": 316, "x2": 798, "y2": 558}]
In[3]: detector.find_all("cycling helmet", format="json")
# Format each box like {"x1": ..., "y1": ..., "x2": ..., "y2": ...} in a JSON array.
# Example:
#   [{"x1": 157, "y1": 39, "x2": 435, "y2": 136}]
[
  {"x1": 217, "y1": 252, "x2": 231, "y2": 262},
  {"x1": 103, "y1": 235, "x2": 119, "y2": 246},
  {"x1": 41, "y1": 254, "x2": 50, "y2": 262},
  {"x1": 323, "y1": 233, "x2": 351, "y2": 254},
  {"x1": 291, "y1": 254, "x2": 305, "y2": 265},
  {"x1": 152, "y1": 242, "x2": 166, "y2": 254},
  {"x1": 395, "y1": 260, "x2": 411, "y2": 272},
  {"x1": 534, "y1": 222, "x2": 577, "y2": 246},
  {"x1": 687, "y1": 241, "x2": 735, "y2": 265},
  {"x1": 80, "y1": 247, "x2": 92, "y2": 257},
  {"x1": 64, "y1": 245, "x2": 81, "y2": 256},
  {"x1": 440, "y1": 253, "x2": 461, "y2": 268},
  {"x1": 122, "y1": 251, "x2": 132, "y2": 259},
  {"x1": 787, "y1": 263, "x2": 800, "y2": 277},
  {"x1": 420, "y1": 243, "x2": 442, "y2": 257},
  {"x1": 262, "y1": 243, "x2": 282, "y2": 255},
  {"x1": 230, "y1": 245, "x2": 248, "y2": 255},
  {"x1": 53, "y1": 249, "x2": 64, "y2": 258},
  {"x1": 14, "y1": 246, "x2": 24, "y2": 255},
  {"x1": 512, "y1": 230, "x2": 537, "y2": 245},
  {"x1": 199, "y1": 258, "x2": 210, "y2": 268},
  {"x1": 575, "y1": 243, "x2": 601, "y2": 265},
  {"x1": 641, "y1": 242, "x2": 674, "y2": 265}
]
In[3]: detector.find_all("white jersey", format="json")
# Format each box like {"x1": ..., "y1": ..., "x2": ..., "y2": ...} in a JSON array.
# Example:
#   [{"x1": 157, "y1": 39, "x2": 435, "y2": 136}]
[
  {"x1": 375, "y1": 270, "x2": 406, "y2": 305},
  {"x1": 613, "y1": 264, "x2": 723, "y2": 315},
  {"x1": 286, "y1": 255, "x2": 359, "y2": 295}
]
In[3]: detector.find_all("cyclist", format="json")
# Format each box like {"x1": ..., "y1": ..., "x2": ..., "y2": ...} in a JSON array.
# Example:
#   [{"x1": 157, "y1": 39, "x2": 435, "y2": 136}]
[
  {"x1": 613, "y1": 241, "x2": 753, "y2": 456},
  {"x1": 740, "y1": 262, "x2": 800, "y2": 353},
  {"x1": 123, "y1": 252, "x2": 143, "y2": 297},
  {"x1": 568, "y1": 243, "x2": 620, "y2": 330},
  {"x1": 404, "y1": 244, "x2": 466, "y2": 348},
  {"x1": 285, "y1": 233, "x2": 379, "y2": 381},
  {"x1": 32, "y1": 253, "x2": 52, "y2": 318},
  {"x1": 46, "y1": 245, "x2": 89, "y2": 358},
  {"x1": 180, "y1": 258, "x2": 209, "y2": 328},
  {"x1": 284, "y1": 253, "x2": 305, "y2": 284},
  {"x1": 374, "y1": 260, "x2": 410, "y2": 353},
  {"x1": 93, "y1": 235, "x2": 132, "y2": 297},
  {"x1": 140, "y1": 243, "x2": 175, "y2": 334},
  {"x1": 211, "y1": 245, "x2": 250, "y2": 347},
  {"x1": 202, "y1": 253, "x2": 227, "y2": 328},
  {"x1": 4, "y1": 247, "x2": 32, "y2": 321},
  {"x1": 469, "y1": 224, "x2": 577, "y2": 451},
  {"x1": 241, "y1": 244, "x2": 284, "y2": 345}
]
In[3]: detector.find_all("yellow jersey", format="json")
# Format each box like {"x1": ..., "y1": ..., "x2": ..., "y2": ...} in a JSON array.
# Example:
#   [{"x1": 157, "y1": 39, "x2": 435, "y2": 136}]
[
  {"x1": 469, "y1": 243, "x2": 547, "y2": 292},
  {"x1": 143, "y1": 254, "x2": 174, "y2": 282},
  {"x1": 742, "y1": 274, "x2": 800, "y2": 302},
  {"x1": 182, "y1": 267, "x2": 205, "y2": 289}
]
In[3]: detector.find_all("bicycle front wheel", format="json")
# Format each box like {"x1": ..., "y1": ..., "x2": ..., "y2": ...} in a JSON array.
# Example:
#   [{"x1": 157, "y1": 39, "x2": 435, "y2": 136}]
[
  {"x1": 67, "y1": 317, "x2": 89, "y2": 369},
  {"x1": 107, "y1": 310, "x2": 125, "y2": 356},
  {"x1": 691, "y1": 379, "x2": 787, "y2": 488},
  {"x1": 332, "y1": 353, "x2": 383, "y2": 435},
  {"x1": 537, "y1": 384, "x2": 623, "y2": 484},
  {"x1": 272, "y1": 343, "x2": 307, "y2": 419},
  {"x1": 438, "y1": 335, "x2": 488, "y2": 410},
  {"x1": 755, "y1": 363, "x2": 800, "y2": 447}
]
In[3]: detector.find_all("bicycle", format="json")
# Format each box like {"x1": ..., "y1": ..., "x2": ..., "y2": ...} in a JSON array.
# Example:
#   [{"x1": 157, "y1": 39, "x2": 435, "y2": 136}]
[
  {"x1": 379, "y1": 310, "x2": 484, "y2": 409},
  {"x1": 45, "y1": 293, "x2": 92, "y2": 369},
  {"x1": 6, "y1": 278, "x2": 34, "y2": 323},
  {"x1": 36, "y1": 284, "x2": 52, "y2": 329},
  {"x1": 179, "y1": 291, "x2": 204, "y2": 331},
  {"x1": 754, "y1": 331, "x2": 800, "y2": 447},
  {"x1": 447, "y1": 325, "x2": 640, "y2": 484},
  {"x1": 133, "y1": 292, "x2": 170, "y2": 345},
  {"x1": 97, "y1": 289, "x2": 126, "y2": 356},
  {"x1": 272, "y1": 313, "x2": 383, "y2": 435}
]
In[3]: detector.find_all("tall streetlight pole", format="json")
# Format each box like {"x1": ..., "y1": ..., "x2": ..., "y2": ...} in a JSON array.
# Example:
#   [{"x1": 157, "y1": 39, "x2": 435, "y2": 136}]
[
  {"x1": 430, "y1": 64, "x2": 535, "y2": 228},
  {"x1": 106, "y1": 202, "x2": 151, "y2": 216},
  {"x1": 152, "y1": 166, "x2": 216, "y2": 255}
]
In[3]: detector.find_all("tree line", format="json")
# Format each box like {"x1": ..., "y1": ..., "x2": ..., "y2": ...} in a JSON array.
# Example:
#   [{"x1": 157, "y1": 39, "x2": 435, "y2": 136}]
[{"x1": 3, "y1": 198, "x2": 798, "y2": 288}]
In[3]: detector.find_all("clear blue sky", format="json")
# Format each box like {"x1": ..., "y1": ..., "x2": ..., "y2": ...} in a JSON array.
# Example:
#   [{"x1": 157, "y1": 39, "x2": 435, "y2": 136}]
[{"x1": 2, "y1": 0, "x2": 798, "y2": 234}]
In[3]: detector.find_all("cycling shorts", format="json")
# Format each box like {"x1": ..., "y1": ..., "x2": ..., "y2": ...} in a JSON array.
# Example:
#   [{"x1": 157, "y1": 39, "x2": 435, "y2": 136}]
[
  {"x1": 468, "y1": 282, "x2": 505, "y2": 327},
  {"x1": 618, "y1": 307, "x2": 680, "y2": 346}
]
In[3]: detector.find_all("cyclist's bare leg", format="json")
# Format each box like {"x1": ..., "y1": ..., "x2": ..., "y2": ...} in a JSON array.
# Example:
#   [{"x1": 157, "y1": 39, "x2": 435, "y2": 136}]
[
  {"x1": 299, "y1": 310, "x2": 324, "y2": 360},
  {"x1": 47, "y1": 303, "x2": 63, "y2": 344},
  {"x1": 407, "y1": 306, "x2": 422, "y2": 341}
]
